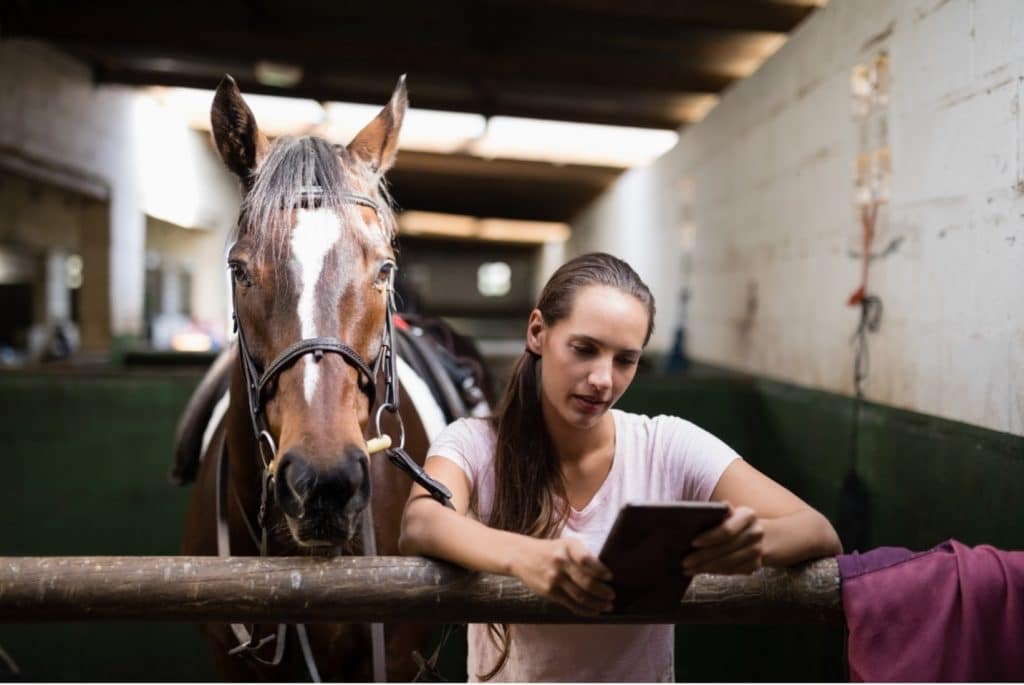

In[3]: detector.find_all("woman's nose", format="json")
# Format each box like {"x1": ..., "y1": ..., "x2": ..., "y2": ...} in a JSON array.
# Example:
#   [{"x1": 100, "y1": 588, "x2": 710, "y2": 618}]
[{"x1": 588, "y1": 357, "x2": 613, "y2": 390}]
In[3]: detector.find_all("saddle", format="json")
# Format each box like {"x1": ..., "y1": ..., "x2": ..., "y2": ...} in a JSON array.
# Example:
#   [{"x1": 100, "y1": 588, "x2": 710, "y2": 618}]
[{"x1": 391, "y1": 313, "x2": 490, "y2": 424}]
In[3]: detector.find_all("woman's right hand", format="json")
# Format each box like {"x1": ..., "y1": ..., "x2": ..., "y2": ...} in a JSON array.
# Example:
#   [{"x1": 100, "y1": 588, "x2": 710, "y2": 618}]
[{"x1": 511, "y1": 537, "x2": 616, "y2": 616}]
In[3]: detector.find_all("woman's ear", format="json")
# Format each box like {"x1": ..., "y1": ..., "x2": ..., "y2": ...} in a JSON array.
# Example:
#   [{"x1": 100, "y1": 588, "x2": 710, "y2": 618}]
[{"x1": 526, "y1": 309, "x2": 545, "y2": 356}]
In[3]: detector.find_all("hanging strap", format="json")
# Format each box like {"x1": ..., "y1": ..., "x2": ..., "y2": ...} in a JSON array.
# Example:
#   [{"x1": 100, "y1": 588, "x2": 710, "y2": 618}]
[
  {"x1": 214, "y1": 425, "x2": 321, "y2": 680},
  {"x1": 361, "y1": 500, "x2": 388, "y2": 682},
  {"x1": 412, "y1": 624, "x2": 456, "y2": 682}
]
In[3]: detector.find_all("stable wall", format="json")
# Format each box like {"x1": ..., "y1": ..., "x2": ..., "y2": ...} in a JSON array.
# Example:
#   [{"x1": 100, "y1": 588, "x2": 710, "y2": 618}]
[
  {"x1": 0, "y1": 39, "x2": 239, "y2": 342},
  {"x1": 571, "y1": 0, "x2": 1024, "y2": 438}
]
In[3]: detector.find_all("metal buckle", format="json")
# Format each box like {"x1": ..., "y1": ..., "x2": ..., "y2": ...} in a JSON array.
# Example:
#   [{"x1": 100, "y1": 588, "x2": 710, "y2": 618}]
[
  {"x1": 373, "y1": 402, "x2": 405, "y2": 451},
  {"x1": 257, "y1": 429, "x2": 277, "y2": 471}
]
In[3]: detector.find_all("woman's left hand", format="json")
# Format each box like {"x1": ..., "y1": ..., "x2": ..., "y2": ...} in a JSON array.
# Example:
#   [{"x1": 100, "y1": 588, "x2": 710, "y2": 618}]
[{"x1": 681, "y1": 503, "x2": 764, "y2": 575}]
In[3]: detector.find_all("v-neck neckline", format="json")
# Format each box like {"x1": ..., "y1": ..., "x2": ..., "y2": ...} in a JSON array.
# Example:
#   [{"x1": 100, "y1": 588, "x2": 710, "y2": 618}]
[{"x1": 568, "y1": 409, "x2": 620, "y2": 519}]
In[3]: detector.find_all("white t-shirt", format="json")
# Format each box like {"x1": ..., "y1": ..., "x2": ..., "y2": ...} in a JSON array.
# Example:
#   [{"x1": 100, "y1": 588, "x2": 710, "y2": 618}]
[{"x1": 427, "y1": 408, "x2": 741, "y2": 682}]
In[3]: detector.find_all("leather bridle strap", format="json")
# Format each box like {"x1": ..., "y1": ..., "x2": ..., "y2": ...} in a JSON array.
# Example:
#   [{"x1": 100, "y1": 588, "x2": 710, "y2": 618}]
[
  {"x1": 255, "y1": 337, "x2": 377, "y2": 406},
  {"x1": 214, "y1": 429, "x2": 289, "y2": 668}
]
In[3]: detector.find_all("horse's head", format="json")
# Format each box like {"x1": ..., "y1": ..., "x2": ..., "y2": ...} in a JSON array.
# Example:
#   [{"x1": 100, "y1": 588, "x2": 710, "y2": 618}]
[{"x1": 211, "y1": 75, "x2": 406, "y2": 547}]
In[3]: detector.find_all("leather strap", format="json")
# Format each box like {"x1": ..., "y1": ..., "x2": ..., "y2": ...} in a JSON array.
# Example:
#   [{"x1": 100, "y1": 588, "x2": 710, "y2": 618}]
[
  {"x1": 256, "y1": 337, "x2": 376, "y2": 404},
  {"x1": 387, "y1": 447, "x2": 455, "y2": 511},
  {"x1": 361, "y1": 502, "x2": 387, "y2": 682},
  {"x1": 214, "y1": 421, "x2": 321, "y2": 680}
]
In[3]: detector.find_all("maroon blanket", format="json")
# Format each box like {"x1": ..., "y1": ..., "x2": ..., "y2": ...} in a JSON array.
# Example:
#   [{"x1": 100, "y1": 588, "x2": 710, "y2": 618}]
[{"x1": 838, "y1": 540, "x2": 1024, "y2": 681}]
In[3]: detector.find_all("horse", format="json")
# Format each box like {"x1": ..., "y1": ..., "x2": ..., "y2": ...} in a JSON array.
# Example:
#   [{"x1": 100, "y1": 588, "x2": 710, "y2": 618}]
[{"x1": 173, "y1": 74, "x2": 491, "y2": 681}]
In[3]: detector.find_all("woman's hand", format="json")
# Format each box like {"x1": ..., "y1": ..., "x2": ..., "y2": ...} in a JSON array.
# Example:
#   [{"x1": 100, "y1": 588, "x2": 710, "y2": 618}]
[
  {"x1": 682, "y1": 503, "x2": 764, "y2": 575},
  {"x1": 511, "y1": 537, "x2": 615, "y2": 616}
]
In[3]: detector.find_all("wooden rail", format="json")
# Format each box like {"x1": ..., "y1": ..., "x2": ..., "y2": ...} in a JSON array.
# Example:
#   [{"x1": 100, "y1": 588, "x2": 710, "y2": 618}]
[{"x1": 0, "y1": 556, "x2": 842, "y2": 624}]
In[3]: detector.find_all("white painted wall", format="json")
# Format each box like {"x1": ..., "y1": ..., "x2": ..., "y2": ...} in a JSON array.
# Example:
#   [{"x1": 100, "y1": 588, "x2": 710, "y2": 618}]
[
  {"x1": 0, "y1": 39, "x2": 239, "y2": 340},
  {"x1": 571, "y1": 0, "x2": 1024, "y2": 437}
]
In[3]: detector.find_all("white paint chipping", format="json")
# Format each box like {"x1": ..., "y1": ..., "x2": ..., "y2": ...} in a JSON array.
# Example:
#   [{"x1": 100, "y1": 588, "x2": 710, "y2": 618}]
[
  {"x1": 395, "y1": 356, "x2": 448, "y2": 442},
  {"x1": 290, "y1": 570, "x2": 302, "y2": 590},
  {"x1": 291, "y1": 209, "x2": 342, "y2": 404}
]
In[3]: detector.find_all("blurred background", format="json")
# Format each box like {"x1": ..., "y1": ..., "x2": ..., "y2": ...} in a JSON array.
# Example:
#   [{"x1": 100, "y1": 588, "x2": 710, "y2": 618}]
[{"x1": 1, "y1": 0, "x2": 1022, "y2": 680}]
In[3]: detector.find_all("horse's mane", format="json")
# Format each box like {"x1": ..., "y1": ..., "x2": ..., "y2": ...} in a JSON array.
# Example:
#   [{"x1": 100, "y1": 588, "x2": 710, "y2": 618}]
[{"x1": 236, "y1": 136, "x2": 398, "y2": 259}]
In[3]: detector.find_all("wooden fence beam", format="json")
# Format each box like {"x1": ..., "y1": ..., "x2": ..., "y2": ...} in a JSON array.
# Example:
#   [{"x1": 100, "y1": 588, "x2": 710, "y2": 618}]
[{"x1": 0, "y1": 556, "x2": 842, "y2": 624}]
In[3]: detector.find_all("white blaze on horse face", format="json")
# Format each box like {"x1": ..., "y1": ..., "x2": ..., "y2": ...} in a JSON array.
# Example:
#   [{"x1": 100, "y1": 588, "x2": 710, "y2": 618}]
[{"x1": 291, "y1": 209, "x2": 342, "y2": 404}]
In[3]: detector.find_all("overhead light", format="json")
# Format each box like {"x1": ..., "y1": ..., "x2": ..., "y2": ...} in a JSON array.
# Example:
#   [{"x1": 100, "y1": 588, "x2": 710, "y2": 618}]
[
  {"x1": 399, "y1": 211, "x2": 570, "y2": 244},
  {"x1": 477, "y1": 218, "x2": 571, "y2": 244},
  {"x1": 153, "y1": 87, "x2": 676, "y2": 167},
  {"x1": 321, "y1": 103, "x2": 486, "y2": 154},
  {"x1": 469, "y1": 117, "x2": 678, "y2": 167},
  {"x1": 254, "y1": 61, "x2": 304, "y2": 88},
  {"x1": 152, "y1": 87, "x2": 324, "y2": 137}
]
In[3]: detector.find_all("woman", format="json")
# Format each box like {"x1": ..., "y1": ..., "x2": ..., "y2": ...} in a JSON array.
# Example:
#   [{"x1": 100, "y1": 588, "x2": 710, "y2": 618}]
[{"x1": 399, "y1": 253, "x2": 842, "y2": 682}]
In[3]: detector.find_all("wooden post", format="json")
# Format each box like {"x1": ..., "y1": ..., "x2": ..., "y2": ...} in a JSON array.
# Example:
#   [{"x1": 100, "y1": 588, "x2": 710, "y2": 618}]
[{"x1": 0, "y1": 556, "x2": 842, "y2": 624}]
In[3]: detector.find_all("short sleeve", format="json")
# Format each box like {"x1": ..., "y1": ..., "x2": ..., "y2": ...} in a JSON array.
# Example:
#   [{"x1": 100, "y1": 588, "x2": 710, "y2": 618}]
[
  {"x1": 654, "y1": 415, "x2": 741, "y2": 501},
  {"x1": 425, "y1": 417, "x2": 496, "y2": 496}
]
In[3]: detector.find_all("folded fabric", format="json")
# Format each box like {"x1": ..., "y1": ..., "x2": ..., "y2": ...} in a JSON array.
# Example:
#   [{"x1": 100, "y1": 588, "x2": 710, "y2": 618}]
[{"x1": 838, "y1": 539, "x2": 1024, "y2": 682}]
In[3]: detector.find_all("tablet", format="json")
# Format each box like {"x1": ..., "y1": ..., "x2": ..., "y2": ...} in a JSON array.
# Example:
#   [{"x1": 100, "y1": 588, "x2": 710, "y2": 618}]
[{"x1": 598, "y1": 501, "x2": 729, "y2": 613}]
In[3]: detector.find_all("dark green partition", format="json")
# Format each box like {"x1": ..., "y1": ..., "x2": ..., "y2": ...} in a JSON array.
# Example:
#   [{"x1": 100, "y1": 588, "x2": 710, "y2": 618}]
[{"x1": 0, "y1": 368, "x2": 217, "y2": 681}]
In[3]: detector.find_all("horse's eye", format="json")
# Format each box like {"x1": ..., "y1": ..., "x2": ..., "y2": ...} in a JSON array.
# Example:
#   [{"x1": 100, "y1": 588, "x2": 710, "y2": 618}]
[
  {"x1": 228, "y1": 261, "x2": 253, "y2": 288},
  {"x1": 374, "y1": 261, "x2": 395, "y2": 287}
]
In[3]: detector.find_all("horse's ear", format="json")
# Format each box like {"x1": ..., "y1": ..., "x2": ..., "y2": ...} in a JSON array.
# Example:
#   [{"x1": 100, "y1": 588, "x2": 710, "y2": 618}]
[
  {"x1": 210, "y1": 75, "x2": 269, "y2": 185},
  {"x1": 347, "y1": 74, "x2": 407, "y2": 175}
]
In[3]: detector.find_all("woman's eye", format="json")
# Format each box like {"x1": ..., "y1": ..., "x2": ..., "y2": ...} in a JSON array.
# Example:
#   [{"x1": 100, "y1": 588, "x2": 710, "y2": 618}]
[{"x1": 572, "y1": 345, "x2": 596, "y2": 356}]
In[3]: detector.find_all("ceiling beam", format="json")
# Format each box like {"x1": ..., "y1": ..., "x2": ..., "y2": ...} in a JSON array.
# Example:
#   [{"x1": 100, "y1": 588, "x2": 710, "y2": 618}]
[
  {"x1": 91, "y1": 63, "x2": 705, "y2": 130},
  {"x1": 495, "y1": 0, "x2": 817, "y2": 33},
  {"x1": 387, "y1": 151, "x2": 619, "y2": 222},
  {"x1": 43, "y1": 32, "x2": 735, "y2": 94}
]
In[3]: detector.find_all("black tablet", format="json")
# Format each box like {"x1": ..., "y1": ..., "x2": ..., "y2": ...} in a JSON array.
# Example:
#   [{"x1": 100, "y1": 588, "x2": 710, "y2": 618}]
[{"x1": 598, "y1": 501, "x2": 729, "y2": 613}]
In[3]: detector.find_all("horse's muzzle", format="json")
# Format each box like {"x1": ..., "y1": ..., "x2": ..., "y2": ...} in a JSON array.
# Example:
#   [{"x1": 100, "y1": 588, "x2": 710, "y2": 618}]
[{"x1": 275, "y1": 445, "x2": 371, "y2": 545}]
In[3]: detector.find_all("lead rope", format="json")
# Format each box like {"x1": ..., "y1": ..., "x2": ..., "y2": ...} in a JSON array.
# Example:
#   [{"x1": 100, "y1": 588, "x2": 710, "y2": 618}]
[{"x1": 840, "y1": 199, "x2": 883, "y2": 552}]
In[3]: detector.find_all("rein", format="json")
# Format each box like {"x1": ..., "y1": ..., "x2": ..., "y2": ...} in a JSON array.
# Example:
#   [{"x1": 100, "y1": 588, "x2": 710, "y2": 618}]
[{"x1": 221, "y1": 189, "x2": 454, "y2": 681}]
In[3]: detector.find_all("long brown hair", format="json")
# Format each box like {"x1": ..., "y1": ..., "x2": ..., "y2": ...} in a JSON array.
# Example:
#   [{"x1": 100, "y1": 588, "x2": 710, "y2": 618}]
[{"x1": 479, "y1": 252, "x2": 655, "y2": 680}]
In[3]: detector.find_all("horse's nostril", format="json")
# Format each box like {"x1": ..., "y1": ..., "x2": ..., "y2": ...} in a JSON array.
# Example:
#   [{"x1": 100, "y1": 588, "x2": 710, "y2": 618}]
[
  {"x1": 275, "y1": 450, "x2": 312, "y2": 519},
  {"x1": 275, "y1": 447, "x2": 369, "y2": 528}
]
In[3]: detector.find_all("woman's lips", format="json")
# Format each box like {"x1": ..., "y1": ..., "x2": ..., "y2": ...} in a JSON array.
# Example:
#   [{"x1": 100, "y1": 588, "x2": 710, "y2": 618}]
[{"x1": 572, "y1": 395, "x2": 608, "y2": 413}]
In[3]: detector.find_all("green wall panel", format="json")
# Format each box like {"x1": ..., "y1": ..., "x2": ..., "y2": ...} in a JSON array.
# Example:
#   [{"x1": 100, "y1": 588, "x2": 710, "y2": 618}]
[{"x1": 0, "y1": 369, "x2": 217, "y2": 681}]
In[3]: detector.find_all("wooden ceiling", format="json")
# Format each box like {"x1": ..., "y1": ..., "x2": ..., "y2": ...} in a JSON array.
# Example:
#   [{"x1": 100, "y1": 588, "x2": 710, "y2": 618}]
[{"x1": 2, "y1": 0, "x2": 819, "y2": 224}]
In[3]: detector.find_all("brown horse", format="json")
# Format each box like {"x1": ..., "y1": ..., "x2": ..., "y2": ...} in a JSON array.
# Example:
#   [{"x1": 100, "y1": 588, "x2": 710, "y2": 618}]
[{"x1": 176, "y1": 75, "x2": 488, "y2": 681}]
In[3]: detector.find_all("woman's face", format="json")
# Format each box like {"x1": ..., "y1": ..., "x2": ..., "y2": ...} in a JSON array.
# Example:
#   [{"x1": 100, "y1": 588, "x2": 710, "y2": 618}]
[{"x1": 527, "y1": 284, "x2": 649, "y2": 432}]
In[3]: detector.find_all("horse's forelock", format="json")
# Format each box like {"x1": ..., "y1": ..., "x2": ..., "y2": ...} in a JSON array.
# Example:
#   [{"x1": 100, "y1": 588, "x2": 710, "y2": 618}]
[{"x1": 234, "y1": 136, "x2": 397, "y2": 261}]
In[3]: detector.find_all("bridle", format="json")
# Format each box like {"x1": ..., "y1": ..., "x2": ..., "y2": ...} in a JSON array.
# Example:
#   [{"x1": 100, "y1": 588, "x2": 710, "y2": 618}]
[
  {"x1": 230, "y1": 194, "x2": 381, "y2": 534},
  {"x1": 222, "y1": 187, "x2": 454, "y2": 680}
]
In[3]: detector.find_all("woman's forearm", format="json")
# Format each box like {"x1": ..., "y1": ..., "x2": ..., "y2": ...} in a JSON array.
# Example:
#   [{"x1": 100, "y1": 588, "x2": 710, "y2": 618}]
[
  {"x1": 760, "y1": 508, "x2": 843, "y2": 566},
  {"x1": 399, "y1": 497, "x2": 533, "y2": 576}
]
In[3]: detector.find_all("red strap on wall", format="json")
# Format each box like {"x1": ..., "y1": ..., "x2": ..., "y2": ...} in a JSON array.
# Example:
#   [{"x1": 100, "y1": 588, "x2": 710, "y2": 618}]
[{"x1": 847, "y1": 200, "x2": 879, "y2": 306}]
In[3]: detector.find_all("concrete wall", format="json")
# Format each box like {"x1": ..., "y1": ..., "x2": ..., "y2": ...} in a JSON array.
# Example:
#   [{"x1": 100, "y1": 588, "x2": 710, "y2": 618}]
[
  {"x1": 145, "y1": 216, "x2": 230, "y2": 334},
  {"x1": 0, "y1": 39, "x2": 239, "y2": 342},
  {"x1": 571, "y1": 0, "x2": 1024, "y2": 437}
]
